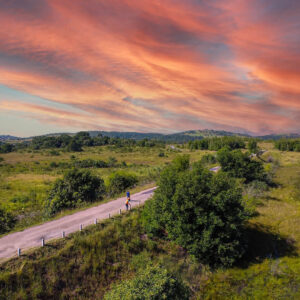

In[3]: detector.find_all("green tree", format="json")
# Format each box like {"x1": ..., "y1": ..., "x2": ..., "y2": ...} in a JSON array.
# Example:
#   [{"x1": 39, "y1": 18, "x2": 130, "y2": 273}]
[
  {"x1": 107, "y1": 171, "x2": 138, "y2": 195},
  {"x1": 217, "y1": 148, "x2": 266, "y2": 183},
  {"x1": 46, "y1": 169, "x2": 105, "y2": 215},
  {"x1": 67, "y1": 139, "x2": 82, "y2": 152},
  {"x1": 142, "y1": 157, "x2": 249, "y2": 267},
  {"x1": 248, "y1": 139, "x2": 258, "y2": 153},
  {"x1": 0, "y1": 208, "x2": 16, "y2": 234},
  {"x1": 104, "y1": 265, "x2": 189, "y2": 300}
]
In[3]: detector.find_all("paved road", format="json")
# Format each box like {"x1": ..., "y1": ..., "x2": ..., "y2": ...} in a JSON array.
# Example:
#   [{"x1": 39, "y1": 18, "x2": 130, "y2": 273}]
[{"x1": 0, "y1": 187, "x2": 156, "y2": 260}]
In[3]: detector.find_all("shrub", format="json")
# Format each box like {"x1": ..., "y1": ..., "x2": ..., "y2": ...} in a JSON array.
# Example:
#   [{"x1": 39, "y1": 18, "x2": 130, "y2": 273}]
[
  {"x1": 200, "y1": 154, "x2": 217, "y2": 164},
  {"x1": 46, "y1": 169, "x2": 105, "y2": 215},
  {"x1": 104, "y1": 264, "x2": 189, "y2": 300},
  {"x1": 247, "y1": 139, "x2": 258, "y2": 153},
  {"x1": 0, "y1": 208, "x2": 16, "y2": 234},
  {"x1": 67, "y1": 139, "x2": 82, "y2": 152},
  {"x1": 142, "y1": 156, "x2": 249, "y2": 267},
  {"x1": 48, "y1": 150, "x2": 60, "y2": 156},
  {"x1": 107, "y1": 171, "x2": 138, "y2": 195},
  {"x1": 217, "y1": 148, "x2": 266, "y2": 183},
  {"x1": 107, "y1": 156, "x2": 118, "y2": 167}
]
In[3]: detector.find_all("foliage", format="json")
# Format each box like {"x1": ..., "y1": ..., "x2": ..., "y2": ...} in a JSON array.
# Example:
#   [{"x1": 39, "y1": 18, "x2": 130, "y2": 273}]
[
  {"x1": 142, "y1": 156, "x2": 249, "y2": 267},
  {"x1": 46, "y1": 169, "x2": 105, "y2": 215},
  {"x1": 107, "y1": 171, "x2": 138, "y2": 195},
  {"x1": 104, "y1": 264, "x2": 189, "y2": 300},
  {"x1": 188, "y1": 136, "x2": 245, "y2": 151},
  {"x1": 217, "y1": 148, "x2": 267, "y2": 183},
  {"x1": 247, "y1": 139, "x2": 258, "y2": 153},
  {"x1": 0, "y1": 143, "x2": 14, "y2": 154},
  {"x1": 73, "y1": 159, "x2": 109, "y2": 168},
  {"x1": 158, "y1": 151, "x2": 165, "y2": 157},
  {"x1": 0, "y1": 208, "x2": 16, "y2": 234},
  {"x1": 67, "y1": 139, "x2": 83, "y2": 152},
  {"x1": 200, "y1": 153, "x2": 217, "y2": 164},
  {"x1": 274, "y1": 138, "x2": 300, "y2": 152}
]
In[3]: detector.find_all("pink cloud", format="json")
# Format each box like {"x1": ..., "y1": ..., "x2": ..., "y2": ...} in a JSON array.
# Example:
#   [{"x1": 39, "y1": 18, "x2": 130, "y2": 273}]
[{"x1": 0, "y1": 0, "x2": 299, "y2": 135}]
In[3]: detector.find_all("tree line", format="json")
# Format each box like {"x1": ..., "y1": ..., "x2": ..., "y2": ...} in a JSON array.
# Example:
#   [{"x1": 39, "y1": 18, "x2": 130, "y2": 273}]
[
  {"x1": 0, "y1": 132, "x2": 166, "y2": 154},
  {"x1": 188, "y1": 136, "x2": 246, "y2": 151},
  {"x1": 274, "y1": 138, "x2": 300, "y2": 152}
]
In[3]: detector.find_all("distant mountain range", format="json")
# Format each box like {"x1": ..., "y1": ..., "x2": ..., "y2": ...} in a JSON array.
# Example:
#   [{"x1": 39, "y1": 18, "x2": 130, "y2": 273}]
[
  {"x1": 1, "y1": 130, "x2": 300, "y2": 143},
  {"x1": 0, "y1": 135, "x2": 21, "y2": 142}
]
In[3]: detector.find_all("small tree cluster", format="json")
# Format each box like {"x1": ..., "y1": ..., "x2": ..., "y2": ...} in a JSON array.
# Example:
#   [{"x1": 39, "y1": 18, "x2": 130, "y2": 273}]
[
  {"x1": 46, "y1": 169, "x2": 105, "y2": 215},
  {"x1": 217, "y1": 148, "x2": 266, "y2": 183},
  {"x1": 247, "y1": 139, "x2": 259, "y2": 153},
  {"x1": 274, "y1": 138, "x2": 300, "y2": 152},
  {"x1": 188, "y1": 136, "x2": 245, "y2": 151},
  {"x1": 107, "y1": 171, "x2": 138, "y2": 195},
  {"x1": 0, "y1": 208, "x2": 16, "y2": 234},
  {"x1": 104, "y1": 264, "x2": 189, "y2": 300},
  {"x1": 142, "y1": 155, "x2": 249, "y2": 267}
]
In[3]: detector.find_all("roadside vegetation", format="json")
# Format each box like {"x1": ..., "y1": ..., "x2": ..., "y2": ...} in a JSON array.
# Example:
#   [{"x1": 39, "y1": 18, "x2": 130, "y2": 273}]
[{"x1": 0, "y1": 136, "x2": 300, "y2": 299}]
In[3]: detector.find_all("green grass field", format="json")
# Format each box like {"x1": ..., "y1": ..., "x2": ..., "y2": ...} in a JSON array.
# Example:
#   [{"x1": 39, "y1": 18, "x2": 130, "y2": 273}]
[
  {"x1": 0, "y1": 142, "x2": 300, "y2": 299},
  {"x1": 0, "y1": 145, "x2": 212, "y2": 233}
]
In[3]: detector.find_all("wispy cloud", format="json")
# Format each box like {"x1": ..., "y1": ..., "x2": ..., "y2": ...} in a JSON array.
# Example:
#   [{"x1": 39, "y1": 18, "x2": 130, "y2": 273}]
[{"x1": 0, "y1": 0, "x2": 299, "y2": 135}]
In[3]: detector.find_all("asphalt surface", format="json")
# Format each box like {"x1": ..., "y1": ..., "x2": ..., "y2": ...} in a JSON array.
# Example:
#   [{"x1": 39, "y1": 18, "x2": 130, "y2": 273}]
[{"x1": 0, "y1": 187, "x2": 156, "y2": 260}]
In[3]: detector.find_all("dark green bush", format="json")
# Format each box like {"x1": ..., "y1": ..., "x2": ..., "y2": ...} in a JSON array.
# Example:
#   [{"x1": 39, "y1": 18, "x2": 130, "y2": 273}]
[
  {"x1": 200, "y1": 154, "x2": 217, "y2": 164},
  {"x1": 217, "y1": 148, "x2": 266, "y2": 183},
  {"x1": 274, "y1": 138, "x2": 300, "y2": 152},
  {"x1": 0, "y1": 208, "x2": 16, "y2": 234},
  {"x1": 104, "y1": 264, "x2": 189, "y2": 300},
  {"x1": 247, "y1": 139, "x2": 258, "y2": 153},
  {"x1": 46, "y1": 169, "x2": 105, "y2": 215},
  {"x1": 67, "y1": 139, "x2": 82, "y2": 152},
  {"x1": 158, "y1": 152, "x2": 165, "y2": 157},
  {"x1": 107, "y1": 171, "x2": 138, "y2": 195},
  {"x1": 73, "y1": 159, "x2": 108, "y2": 168},
  {"x1": 142, "y1": 156, "x2": 249, "y2": 267}
]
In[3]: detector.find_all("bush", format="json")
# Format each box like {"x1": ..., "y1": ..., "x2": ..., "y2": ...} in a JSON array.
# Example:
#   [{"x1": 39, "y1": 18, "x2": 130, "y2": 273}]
[
  {"x1": 67, "y1": 139, "x2": 82, "y2": 152},
  {"x1": 46, "y1": 169, "x2": 105, "y2": 215},
  {"x1": 158, "y1": 152, "x2": 165, "y2": 157},
  {"x1": 73, "y1": 159, "x2": 108, "y2": 168},
  {"x1": 274, "y1": 138, "x2": 300, "y2": 152},
  {"x1": 142, "y1": 156, "x2": 249, "y2": 267},
  {"x1": 104, "y1": 264, "x2": 189, "y2": 300},
  {"x1": 107, "y1": 171, "x2": 138, "y2": 195},
  {"x1": 48, "y1": 150, "x2": 60, "y2": 156},
  {"x1": 247, "y1": 139, "x2": 258, "y2": 153},
  {"x1": 0, "y1": 208, "x2": 16, "y2": 234},
  {"x1": 217, "y1": 148, "x2": 266, "y2": 183},
  {"x1": 201, "y1": 154, "x2": 217, "y2": 164}
]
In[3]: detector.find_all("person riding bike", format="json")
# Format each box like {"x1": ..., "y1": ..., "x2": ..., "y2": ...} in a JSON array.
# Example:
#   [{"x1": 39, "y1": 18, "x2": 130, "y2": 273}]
[{"x1": 125, "y1": 191, "x2": 131, "y2": 211}]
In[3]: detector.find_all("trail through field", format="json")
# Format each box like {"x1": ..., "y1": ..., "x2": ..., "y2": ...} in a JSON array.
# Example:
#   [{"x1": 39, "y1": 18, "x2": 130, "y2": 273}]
[{"x1": 0, "y1": 187, "x2": 156, "y2": 260}]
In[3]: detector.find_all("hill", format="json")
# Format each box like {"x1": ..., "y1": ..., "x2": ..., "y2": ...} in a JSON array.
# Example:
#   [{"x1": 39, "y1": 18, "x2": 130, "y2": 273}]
[
  {"x1": 257, "y1": 133, "x2": 300, "y2": 140},
  {"x1": 0, "y1": 135, "x2": 20, "y2": 142}
]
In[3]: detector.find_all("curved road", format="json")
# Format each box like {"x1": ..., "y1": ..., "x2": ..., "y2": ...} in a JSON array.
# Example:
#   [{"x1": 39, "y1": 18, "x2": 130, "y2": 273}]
[{"x1": 0, "y1": 187, "x2": 156, "y2": 260}]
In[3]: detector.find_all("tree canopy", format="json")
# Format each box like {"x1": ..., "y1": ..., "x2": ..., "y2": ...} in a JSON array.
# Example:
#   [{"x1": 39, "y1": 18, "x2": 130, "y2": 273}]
[
  {"x1": 142, "y1": 155, "x2": 249, "y2": 267},
  {"x1": 46, "y1": 169, "x2": 105, "y2": 215},
  {"x1": 217, "y1": 148, "x2": 266, "y2": 183},
  {"x1": 104, "y1": 264, "x2": 189, "y2": 300}
]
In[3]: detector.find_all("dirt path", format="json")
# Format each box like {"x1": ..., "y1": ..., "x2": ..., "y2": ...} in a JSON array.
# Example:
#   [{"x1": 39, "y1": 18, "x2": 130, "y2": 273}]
[{"x1": 0, "y1": 187, "x2": 156, "y2": 259}]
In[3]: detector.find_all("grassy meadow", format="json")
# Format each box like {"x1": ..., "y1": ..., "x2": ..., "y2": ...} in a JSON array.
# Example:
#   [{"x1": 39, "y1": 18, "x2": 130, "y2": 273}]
[
  {"x1": 0, "y1": 141, "x2": 300, "y2": 299},
  {"x1": 0, "y1": 144, "x2": 214, "y2": 233}
]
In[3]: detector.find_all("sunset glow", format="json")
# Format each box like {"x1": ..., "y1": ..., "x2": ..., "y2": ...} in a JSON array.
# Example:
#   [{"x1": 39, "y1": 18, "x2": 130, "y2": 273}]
[{"x1": 0, "y1": 0, "x2": 299, "y2": 136}]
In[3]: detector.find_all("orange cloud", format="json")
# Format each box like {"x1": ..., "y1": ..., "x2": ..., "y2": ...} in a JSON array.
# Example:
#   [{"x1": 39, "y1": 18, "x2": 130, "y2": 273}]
[{"x1": 0, "y1": 0, "x2": 299, "y2": 135}]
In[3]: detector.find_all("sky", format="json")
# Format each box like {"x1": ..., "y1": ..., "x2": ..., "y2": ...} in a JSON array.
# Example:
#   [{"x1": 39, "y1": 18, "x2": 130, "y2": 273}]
[{"x1": 0, "y1": 0, "x2": 299, "y2": 137}]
